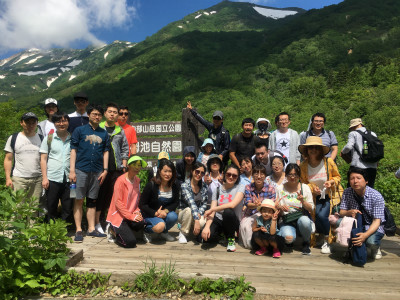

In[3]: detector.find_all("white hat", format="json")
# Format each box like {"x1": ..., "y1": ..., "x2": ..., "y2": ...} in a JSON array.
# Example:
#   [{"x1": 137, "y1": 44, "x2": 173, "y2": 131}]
[{"x1": 45, "y1": 98, "x2": 58, "y2": 106}]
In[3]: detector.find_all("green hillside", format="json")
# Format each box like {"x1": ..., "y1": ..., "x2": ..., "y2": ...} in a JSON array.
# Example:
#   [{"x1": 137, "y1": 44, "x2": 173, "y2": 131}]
[{"x1": 2, "y1": 0, "x2": 400, "y2": 213}]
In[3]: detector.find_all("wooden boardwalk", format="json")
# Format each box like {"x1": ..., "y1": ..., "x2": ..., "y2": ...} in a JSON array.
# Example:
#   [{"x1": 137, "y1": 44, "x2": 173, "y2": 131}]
[{"x1": 68, "y1": 228, "x2": 400, "y2": 300}]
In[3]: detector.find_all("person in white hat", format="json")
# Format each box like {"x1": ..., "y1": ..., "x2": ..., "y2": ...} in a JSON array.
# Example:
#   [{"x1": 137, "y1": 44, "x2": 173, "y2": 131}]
[
  {"x1": 340, "y1": 118, "x2": 378, "y2": 187},
  {"x1": 38, "y1": 98, "x2": 58, "y2": 136}
]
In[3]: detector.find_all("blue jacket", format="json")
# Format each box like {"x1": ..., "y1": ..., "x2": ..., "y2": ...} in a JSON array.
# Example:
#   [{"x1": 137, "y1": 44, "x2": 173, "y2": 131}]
[{"x1": 70, "y1": 123, "x2": 110, "y2": 173}]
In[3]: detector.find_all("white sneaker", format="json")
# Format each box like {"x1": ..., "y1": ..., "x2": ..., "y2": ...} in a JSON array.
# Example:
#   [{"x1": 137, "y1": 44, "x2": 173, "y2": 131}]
[
  {"x1": 375, "y1": 247, "x2": 382, "y2": 260},
  {"x1": 143, "y1": 232, "x2": 152, "y2": 243},
  {"x1": 227, "y1": 238, "x2": 236, "y2": 252},
  {"x1": 320, "y1": 241, "x2": 331, "y2": 254},
  {"x1": 160, "y1": 232, "x2": 175, "y2": 242},
  {"x1": 178, "y1": 232, "x2": 187, "y2": 244},
  {"x1": 106, "y1": 223, "x2": 115, "y2": 243},
  {"x1": 95, "y1": 223, "x2": 105, "y2": 234}
]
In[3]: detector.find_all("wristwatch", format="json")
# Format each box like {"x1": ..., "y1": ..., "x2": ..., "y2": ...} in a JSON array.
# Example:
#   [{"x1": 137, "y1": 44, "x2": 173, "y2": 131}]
[{"x1": 103, "y1": 168, "x2": 108, "y2": 171}]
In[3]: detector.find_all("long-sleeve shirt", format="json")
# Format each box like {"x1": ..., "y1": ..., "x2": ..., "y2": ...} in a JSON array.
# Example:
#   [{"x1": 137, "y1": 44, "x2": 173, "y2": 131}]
[{"x1": 180, "y1": 180, "x2": 208, "y2": 220}]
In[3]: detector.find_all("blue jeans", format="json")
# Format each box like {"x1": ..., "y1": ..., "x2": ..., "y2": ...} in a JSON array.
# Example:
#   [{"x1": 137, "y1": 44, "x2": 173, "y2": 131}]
[
  {"x1": 315, "y1": 198, "x2": 330, "y2": 236},
  {"x1": 144, "y1": 211, "x2": 178, "y2": 233},
  {"x1": 366, "y1": 231, "x2": 384, "y2": 249},
  {"x1": 279, "y1": 216, "x2": 312, "y2": 244}
]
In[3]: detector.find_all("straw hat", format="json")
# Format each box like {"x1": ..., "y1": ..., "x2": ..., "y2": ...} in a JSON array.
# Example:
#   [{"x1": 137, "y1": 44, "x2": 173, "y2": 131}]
[
  {"x1": 298, "y1": 136, "x2": 330, "y2": 155},
  {"x1": 349, "y1": 118, "x2": 363, "y2": 129},
  {"x1": 257, "y1": 199, "x2": 276, "y2": 212}
]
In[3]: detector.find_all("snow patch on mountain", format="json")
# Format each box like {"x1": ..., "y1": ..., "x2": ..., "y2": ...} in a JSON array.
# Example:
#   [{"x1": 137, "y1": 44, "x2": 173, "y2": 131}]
[
  {"x1": 66, "y1": 59, "x2": 82, "y2": 67},
  {"x1": 69, "y1": 75, "x2": 76, "y2": 81},
  {"x1": 18, "y1": 67, "x2": 57, "y2": 76},
  {"x1": 25, "y1": 56, "x2": 43, "y2": 65},
  {"x1": 104, "y1": 52, "x2": 109, "y2": 60},
  {"x1": 46, "y1": 77, "x2": 58, "y2": 87},
  {"x1": 0, "y1": 75, "x2": 5, "y2": 79},
  {"x1": 253, "y1": 7, "x2": 297, "y2": 19}
]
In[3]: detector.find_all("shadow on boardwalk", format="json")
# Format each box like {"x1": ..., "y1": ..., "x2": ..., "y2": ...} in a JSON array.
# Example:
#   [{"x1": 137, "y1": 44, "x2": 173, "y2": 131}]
[{"x1": 68, "y1": 227, "x2": 400, "y2": 300}]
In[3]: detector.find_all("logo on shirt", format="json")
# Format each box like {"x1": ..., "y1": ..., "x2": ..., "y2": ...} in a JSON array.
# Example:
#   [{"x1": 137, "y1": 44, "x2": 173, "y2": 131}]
[
  {"x1": 219, "y1": 194, "x2": 233, "y2": 203},
  {"x1": 85, "y1": 135, "x2": 103, "y2": 145},
  {"x1": 277, "y1": 138, "x2": 289, "y2": 150}
]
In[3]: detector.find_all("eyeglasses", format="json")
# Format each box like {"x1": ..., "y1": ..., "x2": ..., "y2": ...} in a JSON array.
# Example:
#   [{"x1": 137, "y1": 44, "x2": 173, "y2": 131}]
[
  {"x1": 119, "y1": 112, "x2": 129, "y2": 116},
  {"x1": 308, "y1": 145, "x2": 321, "y2": 150},
  {"x1": 194, "y1": 169, "x2": 205, "y2": 176},
  {"x1": 279, "y1": 119, "x2": 289, "y2": 123},
  {"x1": 225, "y1": 172, "x2": 238, "y2": 180},
  {"x1": 287, "y1": 173, "x2": 299, "y2": 178},
  {"x1": 272, "y1": 162, "x2": 283, "y2": 167},
  {"x1": 213, "y1": 117, "x2": 222, "y2": 121},
  {"x1": 253, "y1": 171, "x2": 266, "y2": 178},
  {"x1": 313, "y1": 120, "x2": 324, "y2": 124}
]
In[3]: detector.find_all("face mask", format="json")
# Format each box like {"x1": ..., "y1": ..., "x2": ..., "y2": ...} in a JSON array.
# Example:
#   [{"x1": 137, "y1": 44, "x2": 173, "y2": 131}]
[{"x1": 258, "y1": 123, "x2": 269, "y2": 132}]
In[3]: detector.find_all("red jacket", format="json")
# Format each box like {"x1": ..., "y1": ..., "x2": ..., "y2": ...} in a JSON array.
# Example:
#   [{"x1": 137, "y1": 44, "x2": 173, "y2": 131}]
[{"x1": 106, "y1": 173, "x2": 141, "y2": 228}]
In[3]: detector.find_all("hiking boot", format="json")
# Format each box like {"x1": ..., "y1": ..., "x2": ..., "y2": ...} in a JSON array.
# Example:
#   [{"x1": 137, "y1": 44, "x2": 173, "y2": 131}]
[
  {"x1": 160, "y1": 232, "x2": 175, "y2": 242},
  {"x1": 320, "y1": 241, "x2": 331, "y2": 254},
  {"x1": 74, "y1": 231, "x2": 83, "y2": 243},
  {"x1": 87, "y1": 230, "x2": 107, "y2": 238},
  {"x1": 178, "y1": 232, "x2": 187, "y2": 244},
  {"x1": 302, "y1": 241, "x2": 311, "y2": 255},
  {"x1": 95, "y1": 223, "x2": 105, "y2": 234},
  {"x1": 272, "y1": 248, "x2": 281, "y2": 258},
  {"x1": 143, "y1": 232, "x2": 152, "y2": 243},
  {"x1": 255, "y1": 247, "x2": 267, "y2": 256},
  {"x1": 227, "y1": 238, "x2": 236, "y2": 252}
]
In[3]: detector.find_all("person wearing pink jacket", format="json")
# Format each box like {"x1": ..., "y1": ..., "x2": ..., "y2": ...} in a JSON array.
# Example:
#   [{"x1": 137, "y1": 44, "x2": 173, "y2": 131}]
[{"x1": 106, "y1": 156, "x2": 147, "y2": 248}]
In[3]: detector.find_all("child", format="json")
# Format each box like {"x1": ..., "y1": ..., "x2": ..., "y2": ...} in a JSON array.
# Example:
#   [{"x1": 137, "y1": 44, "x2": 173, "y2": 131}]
[
  {"x1": 252, "y1": 199, "x2": 281, "y2": 258},
  {"x1": 197, "y1": 138, "x2": 215, "y2": 165}
]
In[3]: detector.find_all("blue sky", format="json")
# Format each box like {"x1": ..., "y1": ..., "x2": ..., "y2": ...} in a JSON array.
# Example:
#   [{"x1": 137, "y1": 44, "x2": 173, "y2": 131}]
[{"x1": 0, "y1": 0, "x2": 343, "y2": 60}]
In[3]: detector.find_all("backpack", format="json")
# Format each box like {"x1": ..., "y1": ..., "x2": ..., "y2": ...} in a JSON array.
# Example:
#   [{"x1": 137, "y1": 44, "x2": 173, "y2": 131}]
[
  {"x1": 336, "y1": 216, "x2": 356, "y2": 247},
  {"x1": 354, "y1": 130, "x2": 384, "y2": 163}
]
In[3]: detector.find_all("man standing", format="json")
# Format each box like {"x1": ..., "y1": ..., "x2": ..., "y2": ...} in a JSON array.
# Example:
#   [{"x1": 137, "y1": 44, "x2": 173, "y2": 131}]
[
  {"x1": 40, "y1": 112, "x2": 72, "y2": 221},
  {"x1": 68, "y1": 92, "x2": 89, "y2": 134},
  {"x1": 229, "y1": 118, "x2": 260, "y2": 169},
  {"x1": 117, "y1": 106, "x2": 137, "y2": 155},
  {"x1": 339, "y1": 167, "x2": 385, "y2": 260},
  {"x1": 341, "y1": 118, "x2": 378, "y2": 187},
  {"x1": 69, "y1": 105, "x2": 109, "y2": 242},
  {"x1": 4, "y1": 112, "x2": 44, "y2": 215},
  {"x1": 38, "y1": 98, "x2": 59, "y2": 137},
  {"x1": 186, "y1": 101, "x2": 230, "y2": 164},
  {"x1": 300, "y1": 113, "x2": 338, "y2": 160},
  {"x1": 96, "y1": 103, "x2": 129, "y2": 233},
  {"x1": 269, "y1": 112, "x2": 300, "y2": 165}
]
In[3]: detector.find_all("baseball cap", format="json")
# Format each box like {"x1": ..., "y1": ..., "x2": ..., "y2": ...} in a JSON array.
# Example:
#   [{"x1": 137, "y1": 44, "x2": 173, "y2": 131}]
[
  {"x1": 21, "y1": 112, "x2": 38, "y2": 121},
  {"x1": 212, "y1": 111, "x2": 224, "y2": 119},
  {"x1": 44, "y1": 98, "x2": 58, "y2": 106},
  {"x1": 73, "y1": 92, "x2": 88, "y2": 101}
]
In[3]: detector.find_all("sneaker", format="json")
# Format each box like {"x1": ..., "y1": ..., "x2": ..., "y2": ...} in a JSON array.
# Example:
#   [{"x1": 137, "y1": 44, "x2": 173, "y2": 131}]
[
  {"x1": 178, "y1": 232, "x2": 187, "y2": 244},
  {"x1": 272, "y1": 248, "x2": 281, "y2": 258},
  {"x1": 316, "y1": 234, "x2": 325, "y2": 248},
  {"x1": 74, "y1": 231, "x2": 83, "y2": 243},
  {"x1": 374, "y1": 247, "x2": 382, "y2": 260},
  {"x1": 285, "y1": 243, "x2": 294, "y2": 253},
  {"x1": 320, "y1": 241, "x2": 331, "y2": 254},
  {"x1": 302, "y1": 242, "x2": 311, "y2": 255},
  {"x1": 95, "y1": 223, "x2": 105, "y2": 234},
  {"x1": 160, "y1": 232, "x2": 175, "y2": 242},
  {"x1": 87, "y1": 230, "x2": 106, "y2": 238},
  {"x1": 143, "y1": 232, "x2": 152, "y2": 243},
  {"x1": 106, "y1": 223, "x2": 115, "y2": 243},
  {"x1": 227, "y1": 238, "x2": 236, "y2": 252},
  {"x1": 255, "y1": 247, "x2": 267, "y2": 256}
]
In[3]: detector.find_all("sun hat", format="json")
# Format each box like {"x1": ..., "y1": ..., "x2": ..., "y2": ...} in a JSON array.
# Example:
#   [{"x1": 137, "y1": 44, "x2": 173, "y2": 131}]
[
  {"x1": 298, "y1": 136, "x2": 330, "y2": 155},
  {"x1": 201, "y1": 138, "x2": 215, "y2": 149},
  {"x1": 257, "y1": 199, "x2": 276, "y2": 212},
  {"x1": 349, "y1": 118, "x2": 363, "y2": 129},
  {"x1": 157, "y1": 151, "x2": 170, "y2": 160},
  {"x1": 127, "y1": 155, "x2": 147, "y2": 168}
]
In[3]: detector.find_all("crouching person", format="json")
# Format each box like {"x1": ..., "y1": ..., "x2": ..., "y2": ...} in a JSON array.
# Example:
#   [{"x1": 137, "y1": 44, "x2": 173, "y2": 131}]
[
  {"x1": 178, "y1": 162, "x2": 208, "y2": 244},
  {"x1": 339, "y1": 167, "x2": 385, "y2": 260},
  {"x1": 106, "y1": 156, "x2": 146, "y2": 248}
]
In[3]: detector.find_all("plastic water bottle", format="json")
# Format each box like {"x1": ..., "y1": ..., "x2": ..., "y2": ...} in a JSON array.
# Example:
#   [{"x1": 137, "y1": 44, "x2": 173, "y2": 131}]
[
  {"x1": 363, "y1": 141, "x2": 368, "y2": 155},
  {"x1": 70, "y1": 183, "x2": 76, "y2": 198}
]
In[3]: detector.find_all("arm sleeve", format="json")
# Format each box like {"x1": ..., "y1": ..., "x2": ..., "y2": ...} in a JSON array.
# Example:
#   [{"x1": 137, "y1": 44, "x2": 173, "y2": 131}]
[
  {"x1": 139, "y1": 182, "x2": 156, "y2": 217},
  {"x1": 342, "y1": 132, "x2": 356, "y2": 154},
  {"x1": 39, "y1": 136, "x2": 49, "y2": 154},
  {"x1": 229, "y1": 134, "x2": 238, "y2": 152},
  {"x1": 198, "y1": 186, "x2": 208, "y2": 216},
  {"x1": 221, "y1": 130, "x2": 231, "y2": 157},
  {"x1": 120, "y1": 130, "x2": 129, "y2": 160},
  {"x1": 190, "y1": 110, "x2": 213, "y2": 131},
  {"x1": 329, "y1": 131, "x2": 338, "y2": 146},
  {"x1": 114, "y1": 179, "x2": 136, "y2": 221},
  {"x1": 70, "y1": 128, "x2": 80, "y2": 150}
]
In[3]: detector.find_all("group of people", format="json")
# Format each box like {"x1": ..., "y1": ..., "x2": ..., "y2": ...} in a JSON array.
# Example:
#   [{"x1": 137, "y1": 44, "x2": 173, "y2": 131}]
[{"x1": 3, "y1": 96, "x2": 395, "y2": 264}]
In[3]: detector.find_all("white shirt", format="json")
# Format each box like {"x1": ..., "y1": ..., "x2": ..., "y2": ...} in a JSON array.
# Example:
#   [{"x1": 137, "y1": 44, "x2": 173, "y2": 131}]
[{"x1": 275, "y1": 131, "x2": 290, "y2": 160}]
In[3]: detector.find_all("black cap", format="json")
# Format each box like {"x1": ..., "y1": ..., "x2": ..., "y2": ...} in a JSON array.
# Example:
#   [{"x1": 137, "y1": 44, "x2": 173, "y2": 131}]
[
  {"x1": 73, "y1": 91, "x2": 88, "y2": 101},
  {"x1": 21, "y1": 112, "x2": 38, "y2": 121}
]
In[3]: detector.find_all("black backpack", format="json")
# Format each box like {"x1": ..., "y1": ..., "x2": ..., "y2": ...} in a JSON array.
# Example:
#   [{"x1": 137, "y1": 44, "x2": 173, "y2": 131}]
[{"x1": 354, "y1": 130, "x2": 384, "y2": 163}]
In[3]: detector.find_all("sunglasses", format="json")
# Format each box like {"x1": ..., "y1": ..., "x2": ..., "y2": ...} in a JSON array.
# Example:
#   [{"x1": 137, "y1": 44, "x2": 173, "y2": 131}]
[
  {"x1": 225, "y1": 172, "x2": 238, "y2": 180},
  {"x1": 119, "y1": 112, "x2": 129, "y2": 116},
  {"x1": 194, "y1": 169, "x2": 205, "y2": 176}
]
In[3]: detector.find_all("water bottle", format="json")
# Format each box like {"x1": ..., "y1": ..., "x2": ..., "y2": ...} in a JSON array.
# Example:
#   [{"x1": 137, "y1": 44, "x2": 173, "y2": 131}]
[
  {"x1": 363, "y1": 141, "x2": 368, "y2": 155},
  {"x1": 70, "y1": 183, "x2": 76, "y2": 198}
]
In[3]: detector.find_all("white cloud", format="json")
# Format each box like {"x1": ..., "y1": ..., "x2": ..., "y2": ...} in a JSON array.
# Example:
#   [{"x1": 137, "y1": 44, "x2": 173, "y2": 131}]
[{"x1": 0, "y1": 0, "x2": 137, "y2": 52}]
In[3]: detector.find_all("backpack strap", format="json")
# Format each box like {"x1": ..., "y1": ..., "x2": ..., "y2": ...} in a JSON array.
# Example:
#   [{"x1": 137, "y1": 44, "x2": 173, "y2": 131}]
[{"x1": 10, "y1": 132, "x2": 19, "y2": 153}]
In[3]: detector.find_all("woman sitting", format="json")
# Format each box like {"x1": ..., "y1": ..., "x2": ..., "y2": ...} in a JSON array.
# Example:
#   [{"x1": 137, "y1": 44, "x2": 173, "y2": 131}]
[
  {"x1": 106, "y1": 156, "x2": 146, "y2": 248},
  {"x1": 139, "y1": 159, "x2": 180, "y2": 243},
  {"x1": 178, "y1": 162, "x2": 208, "y2": 244},
  {"x1": 239, "y1": 165, "x2": 276, "y2": 249},
  {"x1": 276, "y1": 163, "x2": 314, "y2": 255},
  {"x1": 204, "y1": 154, "x2": 224, "y2": 207},
  {"x1": 203, "y1": 164, "x2": 245, "y2": 252},
  {"x1": 265, "y1": 155, "x2": 287, "y2": 190},
  {"x1": 299, "y1": 136, "x2": 342, "y2": 254}
]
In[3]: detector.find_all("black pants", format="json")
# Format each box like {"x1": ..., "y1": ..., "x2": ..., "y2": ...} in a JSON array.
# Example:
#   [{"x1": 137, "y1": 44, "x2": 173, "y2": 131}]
[
  {"x1": 46, "y1": 179, "x2": 73, "y2": 221},
  {"x1": 112, "y1": 220, "x2": 145, "y2": 248},
  {"x1": 97, "y1": 170, "x2": 123, "y2": 214},
  {"x1": 206, "y1": 208, "x2": 240, "y2": 243}
]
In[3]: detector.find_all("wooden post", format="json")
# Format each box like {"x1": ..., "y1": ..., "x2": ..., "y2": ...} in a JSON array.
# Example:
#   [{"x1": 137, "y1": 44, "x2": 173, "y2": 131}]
[{"x1": 181, "y1": 108, "x2": 205, "y2": 156}]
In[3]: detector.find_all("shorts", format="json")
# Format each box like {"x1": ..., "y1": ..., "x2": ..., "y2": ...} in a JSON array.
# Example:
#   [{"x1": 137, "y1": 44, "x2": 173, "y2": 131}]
[{"x1": 75, "y1": 169, "x2": 102, "y2": 200}]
